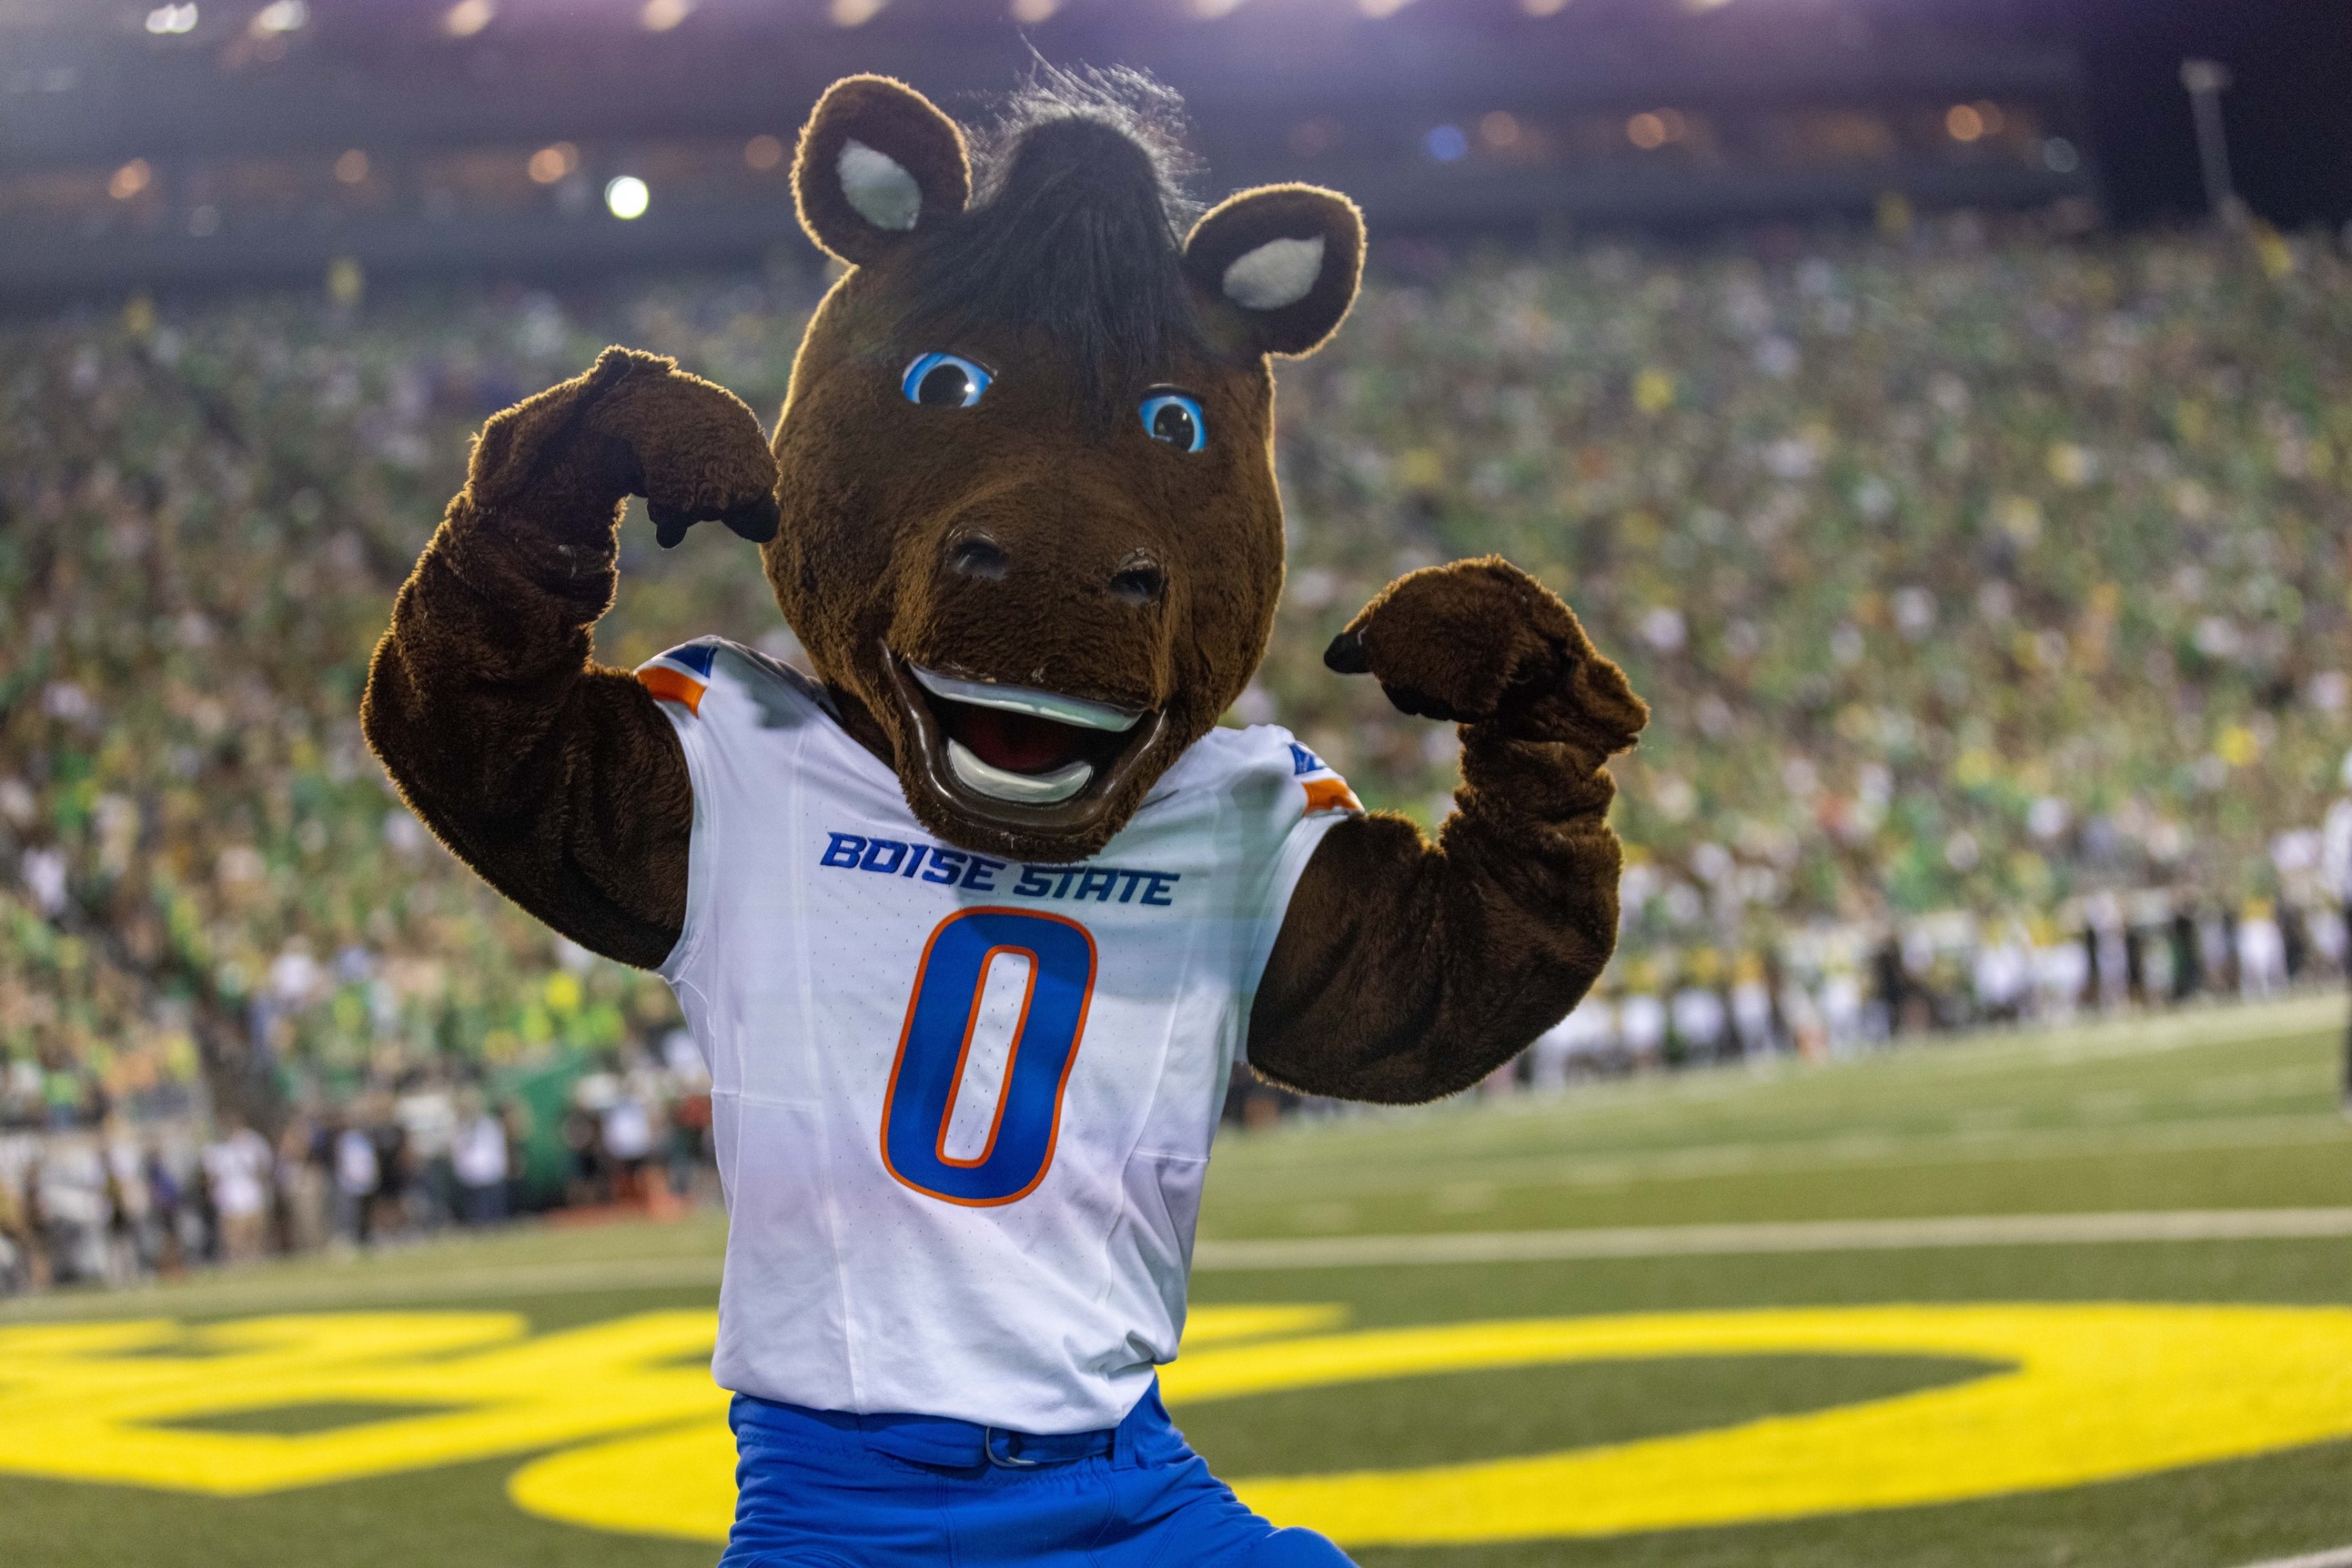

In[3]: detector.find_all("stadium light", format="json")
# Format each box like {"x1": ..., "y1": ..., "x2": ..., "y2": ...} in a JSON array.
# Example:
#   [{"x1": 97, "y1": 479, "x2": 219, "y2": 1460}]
[
  {"x1": 1945, "y1": 105, "x2": 1985, "y2": 143},
  {"x1": 744, "y1": 135, "x2": 785, "y2": 172},
  {"x1": 441, "y1": 0, "x2": 493, "y2": 38},
  {"x1": 334, "y1": 149, "x2": 369, "y2": 184},
  {"x1": 1188, "y1": 0, "x2": 1254, "y2": 16},
  {"x1": 1009, "y1": 0, "x2": 1058, "y2": 20},
  {"x1": 1628, "y1": 111, "x2": 1679, "y2": 149},
  {"x1": 109, "y1": 159, "x2": 153, "y2": 200},
  {"x1": 1359, "y1": 0, "x2": 1420, "y2": 16},
  {"x1": 2180, "y1": 59, "x2": 2237, "y2": 222},
  {"x1": 1519, "y1": 0, "x2": 1572, "y2": 14},
  {"x1": 605, "y1": 176, "x2": 650, "y2": 220},
  {"x1": 830, "y1": 0, "x2": 887, "y2": 22},
  {"x1": 145, "y1": 4, "x2": 198, "y2": 35},
  {"x1": 528, "y1": 143, "x2": 579, "y2": 185},
  {"x1": 249, "y1": 0, "x2": 306, "y2": 33},
  {"x1": 639, "y1": 0, "x2": 691, "y2": 30}
]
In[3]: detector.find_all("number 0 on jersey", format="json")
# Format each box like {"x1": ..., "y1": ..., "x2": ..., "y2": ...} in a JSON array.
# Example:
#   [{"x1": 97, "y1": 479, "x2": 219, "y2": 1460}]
[{"x1": 881, "y1": 907, "x2": 1098, "y2": 1205}]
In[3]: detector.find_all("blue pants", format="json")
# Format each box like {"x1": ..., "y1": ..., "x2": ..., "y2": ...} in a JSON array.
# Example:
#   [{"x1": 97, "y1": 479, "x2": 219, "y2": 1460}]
[{"x1": 718, "y1": 1383, "x2": 1355, "y2": 1567}]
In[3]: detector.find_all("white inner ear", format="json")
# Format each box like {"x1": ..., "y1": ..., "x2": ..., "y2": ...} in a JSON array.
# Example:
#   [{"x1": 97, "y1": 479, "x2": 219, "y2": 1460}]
[
  {"x1": 1221, "y1": 234, "x2": 1325, "y2": 311},
  {"x1": 838, "y1": 138, "x2": 922, "y2": 233}
]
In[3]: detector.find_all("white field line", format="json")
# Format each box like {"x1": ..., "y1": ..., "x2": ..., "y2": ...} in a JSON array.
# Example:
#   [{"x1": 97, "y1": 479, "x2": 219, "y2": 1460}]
[
  {"x1": 1208, "y1": 1111, "x2": 2352, "y2": 1207},
  {"x1": 0, "y1": 1254, "x2": 724, "y2": 1321},
  {"x1": 2235, "y1": 1549, "x2": 2352, "y2": 1568},
  {"x1": 11, "y1": 1207, "x2": 2352, "y2": 1320},
  {"x1": 1191, "y1": 1207, "x2": 2352, "y2": 1272}
]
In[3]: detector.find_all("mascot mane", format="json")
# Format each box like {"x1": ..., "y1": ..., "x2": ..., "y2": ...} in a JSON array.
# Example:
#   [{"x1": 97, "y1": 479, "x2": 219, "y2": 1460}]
[{"x1": 902, "y1": 69, "x2": 1208, "y2": 416}]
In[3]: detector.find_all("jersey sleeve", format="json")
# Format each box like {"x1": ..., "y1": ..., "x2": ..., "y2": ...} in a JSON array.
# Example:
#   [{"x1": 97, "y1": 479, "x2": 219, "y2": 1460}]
[
  {"x1": 635, "y1": 639, "x2": 719, "y2": 715},
  {"x1": 635, "y1": 639, "x2": 831, "y2": 984},
  {"x1": 636, "y1": 641, "x2": 723, "y2": 981},
  {"x1": 1236, "y1": 731, "x2": 1364, "y2": 1003}
]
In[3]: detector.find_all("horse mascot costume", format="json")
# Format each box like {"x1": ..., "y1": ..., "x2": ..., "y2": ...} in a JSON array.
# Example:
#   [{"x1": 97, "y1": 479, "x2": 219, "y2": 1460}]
[{"x1": 364, "y1": 70, "x2": 1646, "y2": 1567}]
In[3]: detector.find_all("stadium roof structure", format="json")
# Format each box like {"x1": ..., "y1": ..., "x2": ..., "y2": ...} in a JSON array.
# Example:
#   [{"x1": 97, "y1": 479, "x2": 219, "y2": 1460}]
[{"x1": 0, "y1": 0, "x2": 2096, "y2": 301}]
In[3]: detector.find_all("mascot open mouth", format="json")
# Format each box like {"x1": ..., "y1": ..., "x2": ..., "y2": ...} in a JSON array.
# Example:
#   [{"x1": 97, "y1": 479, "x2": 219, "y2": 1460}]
[{"x1": 884, "y1": 648, "x2": 1170, "y2": 835}]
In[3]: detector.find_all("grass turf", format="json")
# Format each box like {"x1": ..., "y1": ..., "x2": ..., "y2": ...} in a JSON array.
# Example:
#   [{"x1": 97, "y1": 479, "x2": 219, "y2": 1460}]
[{"x1": 3, "y1": 994, "x2": 2349, "y2": 1567}]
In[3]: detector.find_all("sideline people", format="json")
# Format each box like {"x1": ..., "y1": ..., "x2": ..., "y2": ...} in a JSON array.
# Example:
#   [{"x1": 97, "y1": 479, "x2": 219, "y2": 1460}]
[{"x1": 2324, "y1": 751, "x2": 2352, "y2": 1115}]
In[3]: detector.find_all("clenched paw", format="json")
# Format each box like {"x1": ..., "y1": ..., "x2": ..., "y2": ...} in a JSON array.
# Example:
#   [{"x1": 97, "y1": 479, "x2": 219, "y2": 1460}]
[
  {"x1": 577, "y1": 349, "x2": 782, "y2": 550},
  {"x1": 1325, "y1": 556, "x2": 1646, "y2": 751}
]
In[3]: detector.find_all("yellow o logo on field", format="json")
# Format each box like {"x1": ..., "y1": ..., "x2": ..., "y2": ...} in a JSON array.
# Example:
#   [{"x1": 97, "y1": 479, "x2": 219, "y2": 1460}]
[
  {"x1": 504, "y1": 1303, "x2": 2352, "y2": 1546},
  {"x1": 0, "y1": 1311, "x2": 726, "y2": 1496},
  {"x1": 7, "y1": 1303, "x2": 2352, "y2": 1546},
  {"x1": 1187, "y1": 1303, "x2": 2352, "y2": 1544}
]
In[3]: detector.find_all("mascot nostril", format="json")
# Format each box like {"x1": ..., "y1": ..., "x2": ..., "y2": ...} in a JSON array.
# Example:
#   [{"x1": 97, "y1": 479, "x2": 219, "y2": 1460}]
[
  {"x1": 1107, "y1": 559, "x2": 1165, "y2": 607},
  {"x1": 946, "y1": 535, "x2": 1009, "y2": 581},
  {"x1": 362, "y1": 65, "x2": 1643, "y2": 1568}
]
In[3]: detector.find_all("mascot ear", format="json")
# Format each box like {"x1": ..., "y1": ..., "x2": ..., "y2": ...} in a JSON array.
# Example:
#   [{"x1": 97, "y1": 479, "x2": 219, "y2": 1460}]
[
  {"x1": 793, "y1": 75, "x2": 970, "y2": 265},
  {"x1": 1183, "y1": 184, "x2": 1364, "y2": 357}
]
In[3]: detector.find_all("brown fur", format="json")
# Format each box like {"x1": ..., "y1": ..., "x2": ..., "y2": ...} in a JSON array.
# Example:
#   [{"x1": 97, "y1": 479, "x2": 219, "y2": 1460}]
[
  {"x1": 1248, "y1": 559, "x2": 1646, "y2": 1102},
  {"x1": 360, "y1": 76, "x2": 1644, "y2": 1104},
  {"x1": 1182, "y1": 185, "x2": 1365, "y2": 358},
  {"x1": 791, "y1": 74, "x2": 972, "y2": 267},
  {"x1": 361, "y1": 349, "x2": 776, "y2": 969}
]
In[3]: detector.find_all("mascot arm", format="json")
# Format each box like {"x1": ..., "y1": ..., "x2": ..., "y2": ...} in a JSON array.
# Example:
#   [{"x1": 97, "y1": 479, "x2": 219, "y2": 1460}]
[
  {"x1": 1246, "y1": 558, "x2": 1648, "y2": 1103},
  {"x1": 360, "y1": 348, "x2": 779, "y2": 969}
]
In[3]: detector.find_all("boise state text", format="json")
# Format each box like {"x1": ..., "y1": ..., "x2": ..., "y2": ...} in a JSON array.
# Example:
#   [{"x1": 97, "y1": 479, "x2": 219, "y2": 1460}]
[{"x1": 820, "y1": 833, "x2": 1183, "y2": 907}]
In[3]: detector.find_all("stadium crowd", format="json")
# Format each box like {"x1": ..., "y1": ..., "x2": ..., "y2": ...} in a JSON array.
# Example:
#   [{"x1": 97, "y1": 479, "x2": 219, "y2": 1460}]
[{"x1": 5, "y1": 213, "x2": 2351, "y2": 1291}]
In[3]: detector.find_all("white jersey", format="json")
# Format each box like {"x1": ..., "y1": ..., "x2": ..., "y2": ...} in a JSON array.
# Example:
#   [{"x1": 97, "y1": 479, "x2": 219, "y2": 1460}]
[{"x1": 640, "y1": 639, "x2": 1357, "y2": 1433}]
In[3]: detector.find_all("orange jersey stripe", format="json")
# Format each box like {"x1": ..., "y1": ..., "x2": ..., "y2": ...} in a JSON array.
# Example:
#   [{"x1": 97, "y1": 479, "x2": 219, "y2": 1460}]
[
  {"x1": 1302, "y1": 777, "x2": 1361, "y2": 816},
  {"x1": 637, "y1": 665, "x2": 706, "y2": 715}
]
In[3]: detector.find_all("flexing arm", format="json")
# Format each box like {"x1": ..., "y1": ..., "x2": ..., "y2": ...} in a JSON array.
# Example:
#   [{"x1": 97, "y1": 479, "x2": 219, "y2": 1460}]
[
  {"x1": 1246, "y1": 558, "x2": 1648, "y2": 1102},
  {"x1": 360, "y1": 349, "x2": 779, "y2": 969}
]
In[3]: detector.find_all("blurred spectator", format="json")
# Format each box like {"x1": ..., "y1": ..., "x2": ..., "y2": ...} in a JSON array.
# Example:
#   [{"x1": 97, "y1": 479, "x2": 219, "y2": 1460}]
[
  {"x1": 1530, "y1": 991, "x2": 1619, "y2": 1087},
  {"x1": 1972, "y1": 926, "x2": 2031, "y2": 1022},
  {"x1": 368, "y1": 1111, "x2": 410, "y2": 1241},
  {"x1": 396, "y1": 1084, "x2": 458, "y2": 1231},
  {"x1": 1670, "y1": 980, "x2": 1730, "y2": 1064},
  {"x1": 333, "y1": 1119, "x2": 381, "y2": 1245},
  {"x1": 2236, "y1": 901, "x2": 2289, "y2": 1000},
  {"x1": 278, "y1": 1116, "x2": 332, "y2": 1254},
  {"x1": 452, "y1": 1096, "x2": 512, "y2": 1225},
  {"x1": 1, "y1": 1143, "x2": 38, "y2": 1293},
  {"x1": 1620, "y1": 988, "x2": 1668, "y2": 1067},
  {"x1": 202, "y1": 1120, "x2": 274, "y2": 1263},
  {"x1": 101, "y1": 1130, "x2": 153, "y2": 1285},
  {"x1": 1729, "y1": 956, "x2": 1778, "y2": 1057},
  {"x1": 602, "y1": 1065, "x2": 658, "y2": 1204},
  {"x1": 2325, "y1": 751, "x2": 2352, "y2": 1111}
]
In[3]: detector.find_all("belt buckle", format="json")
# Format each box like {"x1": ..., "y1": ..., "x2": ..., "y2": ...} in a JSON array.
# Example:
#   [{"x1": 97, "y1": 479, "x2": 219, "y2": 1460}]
[{"x1": 983, "y1": 1427, "x2": 1040, "y2": 1469}]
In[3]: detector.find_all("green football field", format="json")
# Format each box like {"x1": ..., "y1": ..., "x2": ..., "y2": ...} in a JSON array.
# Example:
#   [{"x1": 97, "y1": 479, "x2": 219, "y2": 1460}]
[{"x1": 7, "y1": 994, "x2": 2352, "y2": 1568}]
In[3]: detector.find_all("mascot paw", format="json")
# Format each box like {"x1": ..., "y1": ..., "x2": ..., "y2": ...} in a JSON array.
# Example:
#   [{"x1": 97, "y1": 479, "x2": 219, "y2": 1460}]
[
  {"x1": 1325, "y1": 555, "x2": 1647, "y2": 751},
  {"x1": 575, "y1": 348, "x2": 782, "y2": 550}
]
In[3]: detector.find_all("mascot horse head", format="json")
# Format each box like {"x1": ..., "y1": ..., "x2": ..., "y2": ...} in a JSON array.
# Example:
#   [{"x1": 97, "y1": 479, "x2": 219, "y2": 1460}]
[{"x1": 764, "y1": 72, "x2": 1363, "y2": 863}]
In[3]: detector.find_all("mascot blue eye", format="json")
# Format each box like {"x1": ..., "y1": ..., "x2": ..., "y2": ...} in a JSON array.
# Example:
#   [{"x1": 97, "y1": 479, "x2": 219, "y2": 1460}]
[
  {"x1": 902, "y1": 353, "x2": 992, "y2": 409},
  {"x1": 1139, "y1": 391, "x2": 1206, "y2": 452}
]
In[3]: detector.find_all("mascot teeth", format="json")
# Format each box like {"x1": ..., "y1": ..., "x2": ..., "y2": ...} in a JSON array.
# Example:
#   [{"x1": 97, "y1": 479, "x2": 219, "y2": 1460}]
[
  {"x1": 946, "y1": 740, "x2": 1094, "y2": 804},
  {"x1": 910, "y1": 665, "x2": 1143, "y2": 732}
]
